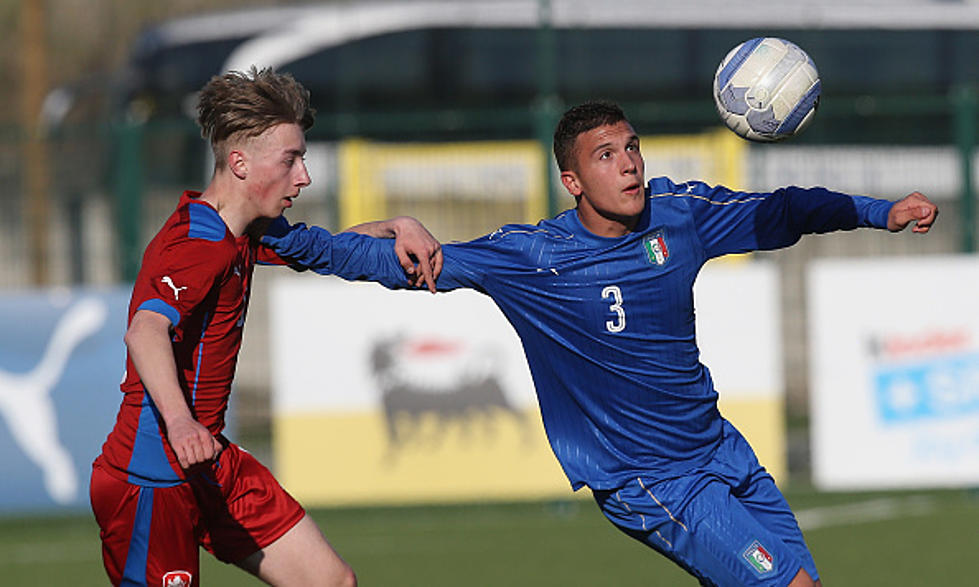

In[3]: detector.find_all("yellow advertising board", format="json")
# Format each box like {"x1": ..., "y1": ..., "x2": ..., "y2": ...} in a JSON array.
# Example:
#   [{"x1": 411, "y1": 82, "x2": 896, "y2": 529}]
[
  {"x1": 338, "y1": 139, "x2": 548, "y2": 242},
  {"x1": 335, "y1": 130, "x2": 745, "y2": 242},
  {"x1": 270, "y1": 261, "x2": 784, "y2": 507},
  {"x1": 271, "y1": 281, "x2": 571, "y2": 505}
]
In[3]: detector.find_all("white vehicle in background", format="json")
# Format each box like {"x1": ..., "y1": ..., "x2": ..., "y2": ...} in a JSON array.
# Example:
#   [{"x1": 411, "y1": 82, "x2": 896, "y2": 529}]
[{"x1": 45, "y1": 0, "x2": 979, "y2": 143}]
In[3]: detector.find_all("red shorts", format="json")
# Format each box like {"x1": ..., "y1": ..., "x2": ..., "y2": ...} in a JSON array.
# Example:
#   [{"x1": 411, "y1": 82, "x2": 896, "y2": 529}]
[{"x1": 90, "y1": 443, "x2": 305, "y2": 587}]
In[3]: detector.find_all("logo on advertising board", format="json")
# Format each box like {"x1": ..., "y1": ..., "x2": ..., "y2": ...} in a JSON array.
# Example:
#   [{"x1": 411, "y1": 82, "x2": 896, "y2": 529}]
[
  {"x1": 0, "y1": 297, "x2": 109, "y2": 506},
  {"x1": 870, "y1": 330, "x2": 979, "y2": 425},
  {"x1": 742, "y1": 540, "x2": 774, "y2": 575},
  {"x1": 370, "y1": 335, "x2": 528, "y2": 458}
]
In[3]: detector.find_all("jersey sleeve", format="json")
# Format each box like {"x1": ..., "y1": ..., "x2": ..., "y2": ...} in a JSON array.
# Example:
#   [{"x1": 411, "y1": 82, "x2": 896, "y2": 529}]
[
  {"x1": 255, "y1": 216, "x2": 303, "y2": 266},
  {"x1": 649, "y1": 177, "x2": 894, "y2": 259},
  {"x1": 261, "y1": 216, "x2": 521, "y2": 293},
  {"x1": 256, "y1": 243, "x2": 289, "y2": 266},
  {"x1": 436, "y1": 234, "x2": 525, "y2": 292},
  {"x1": 133, "y1": 236, "x2": 234, "y2": 327},
  {"x1": 260, "y1": 216, "x2": 413, "y2": 288}
]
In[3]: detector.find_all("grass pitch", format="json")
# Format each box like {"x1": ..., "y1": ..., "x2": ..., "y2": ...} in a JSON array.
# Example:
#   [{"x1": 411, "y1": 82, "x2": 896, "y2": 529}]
[{"x1": 0, "y1": 488, "x2": 974, "y2": 586}]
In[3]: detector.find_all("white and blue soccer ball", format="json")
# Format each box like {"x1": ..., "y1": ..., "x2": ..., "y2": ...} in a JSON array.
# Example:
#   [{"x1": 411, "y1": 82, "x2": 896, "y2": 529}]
[{"x1": 713, "y1": 37, "x2": 821, "y2": 142}]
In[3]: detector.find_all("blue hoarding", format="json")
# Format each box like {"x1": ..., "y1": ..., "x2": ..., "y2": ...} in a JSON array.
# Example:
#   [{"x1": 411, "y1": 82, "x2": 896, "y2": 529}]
[{"x1": 0, "y1": 288, "x2": 129, "y2": 513}]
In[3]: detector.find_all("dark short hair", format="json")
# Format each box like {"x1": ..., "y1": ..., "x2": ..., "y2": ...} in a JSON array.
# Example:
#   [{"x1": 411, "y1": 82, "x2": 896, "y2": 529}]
[
  {"x1": 553, "y1": 101, "x2": 628, "y2": 171},
  {"x1": 197, "y1": 66, "x2": 315, "y2": 164}
]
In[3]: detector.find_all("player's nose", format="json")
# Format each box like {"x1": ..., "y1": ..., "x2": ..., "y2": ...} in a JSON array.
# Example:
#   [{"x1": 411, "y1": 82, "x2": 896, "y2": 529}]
[
  {"x1": 621, "y1": 153, "x2": 638, "y2": 174},
  {"x1": 295, "y1": 160, "x2": 311, "y2": 188}
]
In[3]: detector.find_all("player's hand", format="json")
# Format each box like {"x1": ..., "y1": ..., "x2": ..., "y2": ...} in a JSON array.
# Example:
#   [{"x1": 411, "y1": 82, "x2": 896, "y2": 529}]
[
  {"x1": 888, "y1": 192, "x2": 938, "y2": 233},
  {"x1": 391, "y1": 216, "x2": 443, "y2": 293},
  {"x1": 166, "y1": 415, "x2": 222, "y2": 469}
]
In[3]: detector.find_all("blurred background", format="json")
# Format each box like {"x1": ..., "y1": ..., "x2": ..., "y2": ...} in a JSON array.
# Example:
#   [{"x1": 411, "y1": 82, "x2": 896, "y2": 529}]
[{"x1": 1, "y1": 1, "x2": 978, "y2": 584}]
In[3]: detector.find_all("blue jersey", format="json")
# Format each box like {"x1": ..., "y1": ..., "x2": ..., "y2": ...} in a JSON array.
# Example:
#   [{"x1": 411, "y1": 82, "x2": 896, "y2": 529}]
[{"x1": 265, "y1": 177, "x2": 893, "y2": 491}]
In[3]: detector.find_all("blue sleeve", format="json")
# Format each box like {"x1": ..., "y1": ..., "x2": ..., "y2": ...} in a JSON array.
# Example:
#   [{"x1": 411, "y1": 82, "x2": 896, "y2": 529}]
[
  {"x1": 436, "y1": 224, "x2": 551, "y2": 292},
  {"x1": 262, "y1": 217, "x2": 531, "y2": 293},
  {"x1": 436, "y1": 240, "x2": 499, "y2": 292},
  {"x1": 653, "y1": 178, "x2": 894, "y2": 258},
  {"x1": 260, "y1": 216, "x2": 412, "y2": 289}
]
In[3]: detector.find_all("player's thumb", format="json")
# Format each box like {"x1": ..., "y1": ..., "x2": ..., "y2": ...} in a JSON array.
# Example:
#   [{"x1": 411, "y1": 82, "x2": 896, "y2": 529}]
[
  {"x1": 394, "y1": 246, "x2": 415, "y2": 274},
  {"x1": 210, "y1": 436, "x2": 223, "y2": 458}
]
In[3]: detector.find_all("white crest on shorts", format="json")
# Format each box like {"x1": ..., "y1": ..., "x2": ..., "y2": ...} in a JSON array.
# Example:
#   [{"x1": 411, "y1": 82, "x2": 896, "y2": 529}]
[{"x1": 162, "y1": 570, "x2": 192, "y2": 587}]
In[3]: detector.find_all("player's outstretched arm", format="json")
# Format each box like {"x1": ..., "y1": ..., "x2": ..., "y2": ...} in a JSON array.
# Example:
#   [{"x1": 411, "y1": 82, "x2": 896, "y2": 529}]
[
  {"x1": 342, "y1": 216, "x2": 443, "y2": 292},
  {"x1": 887, "y1": 192, "x2": 939, "y2": 233},
  {"x1": 125, "y1": 310, "x2": 222, "y2": 469}
]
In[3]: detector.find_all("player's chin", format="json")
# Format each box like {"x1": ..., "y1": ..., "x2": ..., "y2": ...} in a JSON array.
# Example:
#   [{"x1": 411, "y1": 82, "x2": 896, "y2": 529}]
[
  {"x1": 622, "y1": 191, "x2": 645, "y2": 212},
  {"x1": 271, "y1": 199, "x2": 293, "y2": 216}
]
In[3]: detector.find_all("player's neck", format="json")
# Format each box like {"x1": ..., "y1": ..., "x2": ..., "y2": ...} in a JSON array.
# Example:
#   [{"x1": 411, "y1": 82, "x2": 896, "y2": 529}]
[
  {"x1": 576, "y1": 207, "x2": 639, "y2": 238},
  {"x1": 199, "y1": 182, "x2": 252, "y2": 238}
]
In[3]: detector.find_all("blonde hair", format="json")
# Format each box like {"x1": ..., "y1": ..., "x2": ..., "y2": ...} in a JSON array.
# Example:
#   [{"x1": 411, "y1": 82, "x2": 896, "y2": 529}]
[{"x1": 196, "y1": 66, "x2": 315, "y2": 165}]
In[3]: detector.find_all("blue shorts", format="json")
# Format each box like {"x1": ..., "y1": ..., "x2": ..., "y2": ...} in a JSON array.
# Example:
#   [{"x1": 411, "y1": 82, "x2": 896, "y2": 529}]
[{"x1": 593, "y1": 420, "x2": 817, "y2": 586}]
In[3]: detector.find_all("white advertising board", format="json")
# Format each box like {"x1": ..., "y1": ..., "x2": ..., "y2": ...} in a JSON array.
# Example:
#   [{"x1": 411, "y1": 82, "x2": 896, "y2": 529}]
[{"x1": 809, "y1": 255, "x2": 979, "y2": 490}]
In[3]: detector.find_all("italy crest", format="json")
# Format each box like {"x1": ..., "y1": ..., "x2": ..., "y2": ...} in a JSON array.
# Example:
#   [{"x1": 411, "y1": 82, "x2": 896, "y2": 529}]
[
  {"x1": 742, "y1": 540, "x2": 774, "y2": 575},
  {"x1": 642, "y1": 230, "x2": 670, "y2": 265}
]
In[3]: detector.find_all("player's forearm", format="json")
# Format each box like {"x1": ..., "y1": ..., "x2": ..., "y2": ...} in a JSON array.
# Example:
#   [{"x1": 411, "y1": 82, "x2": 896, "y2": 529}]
[
  {"x1": 124, "y1": 312, "x2": 195, "y2": 429},
  {"x1": 776, "y1": 186, "x2": 893, "y2": 232},
  {"x1": 341, "y1": 218, "x2": 401, "y2": 237},
  {"x1": 742, "y1": 187, "x2": 892, "y2": 252}
]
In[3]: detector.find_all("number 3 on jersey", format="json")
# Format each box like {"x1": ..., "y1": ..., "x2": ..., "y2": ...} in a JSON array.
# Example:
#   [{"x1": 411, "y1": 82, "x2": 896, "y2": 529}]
[{"x1": 602, "y1": 285, "x2": 626, "y2": 333}]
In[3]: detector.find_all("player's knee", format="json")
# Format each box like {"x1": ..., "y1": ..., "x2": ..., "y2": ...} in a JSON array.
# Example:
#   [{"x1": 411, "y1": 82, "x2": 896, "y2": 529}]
[
  {"x1": 331, "y1": 563, "x2": 357, "y2": 587},
  {"x1": 787, "y1": 566, "x2": 818, "y2": 587}
]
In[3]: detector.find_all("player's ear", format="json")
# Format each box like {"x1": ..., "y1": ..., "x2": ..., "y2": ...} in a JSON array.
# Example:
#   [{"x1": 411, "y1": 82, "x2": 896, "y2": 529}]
[
  {"x1": 228, "y1": 150, "x2": 248, "y2": 179},
  {"x1": 561, "y1": 170, "x2": 583, "y2": 197}
]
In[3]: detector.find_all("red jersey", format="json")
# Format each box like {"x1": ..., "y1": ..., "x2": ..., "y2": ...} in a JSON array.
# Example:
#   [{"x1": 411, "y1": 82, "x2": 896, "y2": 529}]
[{"x1": 98, "y1": 191, "x2": 284, "y2": 486}]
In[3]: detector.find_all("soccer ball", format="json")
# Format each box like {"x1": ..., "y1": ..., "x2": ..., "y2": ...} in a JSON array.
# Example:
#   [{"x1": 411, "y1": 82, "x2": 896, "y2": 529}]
[{"x1": 713, "y1": 37, "x2": 821, "y2": 142}]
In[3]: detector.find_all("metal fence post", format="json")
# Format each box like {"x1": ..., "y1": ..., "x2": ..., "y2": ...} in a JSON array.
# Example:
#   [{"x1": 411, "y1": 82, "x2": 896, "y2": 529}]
[
  {"x1": 535, "y1": 0, "x2": 561, "y2": 219},
  {"x1": 954, "y1": 85, "x2": 977, "y2": 253},
  {"x1": 112, "y1": 120, "x2": 144, "y2": 282},
  {"x1": 21, "y1": 0, "x2": 50, "y2": 286}
]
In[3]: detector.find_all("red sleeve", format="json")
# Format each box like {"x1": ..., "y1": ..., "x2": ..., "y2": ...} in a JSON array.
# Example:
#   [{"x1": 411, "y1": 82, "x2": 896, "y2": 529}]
[
  {"x1": 132, "y1": 230, "x2": 236, "y2": 327},
  {"x1": 256, "y1": 242, "x2": 289, "y2": 266}
]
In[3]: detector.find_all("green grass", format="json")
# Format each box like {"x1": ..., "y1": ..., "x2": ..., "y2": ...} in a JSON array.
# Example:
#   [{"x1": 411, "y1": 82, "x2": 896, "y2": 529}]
[{"x1": 1, "y1": 488, "x2": 975, "y2": 586}]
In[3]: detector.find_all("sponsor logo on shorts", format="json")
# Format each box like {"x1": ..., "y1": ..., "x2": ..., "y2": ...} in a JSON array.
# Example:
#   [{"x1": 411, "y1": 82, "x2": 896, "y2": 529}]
[
  {"x1": 742, "y1": 540, "x2": 774, "y2": 574},
  {"x1": 163, "y1": 570, "x2": 192, "y2": 587}
]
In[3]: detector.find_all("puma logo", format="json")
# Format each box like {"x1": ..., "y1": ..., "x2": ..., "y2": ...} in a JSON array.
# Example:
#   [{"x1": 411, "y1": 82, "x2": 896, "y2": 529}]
[
  {"x1": 0, "y1": 298, "x2": 108, "y2": 504},
  {"x1": 161, "y1": 276, "x2": 188, "y2": 300}
]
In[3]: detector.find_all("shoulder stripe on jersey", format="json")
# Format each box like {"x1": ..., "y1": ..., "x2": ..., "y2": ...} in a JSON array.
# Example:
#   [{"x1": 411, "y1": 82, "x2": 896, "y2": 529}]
[
  {"x1": 489, "y1": 227, "x2": 574, "y2": 241},
  {"x1": 136, "y1": 298, "x2": 180, "y2": 327},
  {"x1": 649, "y1": 191, "x2": 769, "y2": 206},
  {"x1": 490, "y1": 227, "x2": 549, "y2": 238},
  {"x1": 188, "y1": 203, "x2": 227, "y2": 242}
]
